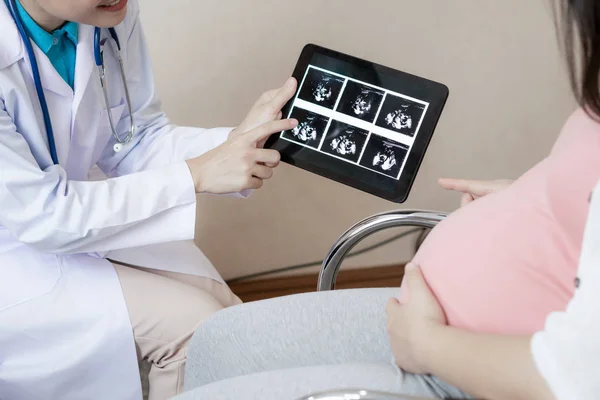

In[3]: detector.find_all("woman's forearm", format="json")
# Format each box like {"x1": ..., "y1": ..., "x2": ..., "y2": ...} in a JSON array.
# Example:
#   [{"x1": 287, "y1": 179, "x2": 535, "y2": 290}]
[{"x1": 418, "y1": 326, "x2": 555, "y2": 400}]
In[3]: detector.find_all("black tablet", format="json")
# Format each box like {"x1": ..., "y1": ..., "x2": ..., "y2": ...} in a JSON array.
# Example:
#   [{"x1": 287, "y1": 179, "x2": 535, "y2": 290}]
[{"x1": 265, "y1": 44, "x2": 449, "y2": 203}]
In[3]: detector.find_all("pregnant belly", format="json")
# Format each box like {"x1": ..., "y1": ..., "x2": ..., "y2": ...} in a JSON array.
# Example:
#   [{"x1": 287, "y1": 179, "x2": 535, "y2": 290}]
[{"x1": 412, "y1": 181, "x2": 577, "y2": 334}]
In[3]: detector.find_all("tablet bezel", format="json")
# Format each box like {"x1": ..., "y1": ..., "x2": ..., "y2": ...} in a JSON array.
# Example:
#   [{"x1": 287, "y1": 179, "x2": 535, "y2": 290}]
[{"x1": 265, "y1": 44, "x2": 449, "y2": 203}]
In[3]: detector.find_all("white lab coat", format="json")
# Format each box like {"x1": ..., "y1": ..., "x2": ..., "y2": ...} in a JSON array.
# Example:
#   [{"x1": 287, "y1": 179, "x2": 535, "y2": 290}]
[{"x1": 0, "y1": 2, "x2": 233, "y2": 399}]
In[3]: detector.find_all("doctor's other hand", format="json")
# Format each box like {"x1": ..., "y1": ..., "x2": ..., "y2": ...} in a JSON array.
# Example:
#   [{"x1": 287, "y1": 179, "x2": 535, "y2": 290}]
[
  {"x1": 438, "y1": 178, "x2": 514, "y2": 207},
  {"x1": 186, "y1": 119, "x2": 297, "y2": 194},
  {"x1": 231, "y1": 77, "x2": 298, "y2": 149},
  {"x1": 386, "y1": 263, "x2": 446, "y2": 375}
]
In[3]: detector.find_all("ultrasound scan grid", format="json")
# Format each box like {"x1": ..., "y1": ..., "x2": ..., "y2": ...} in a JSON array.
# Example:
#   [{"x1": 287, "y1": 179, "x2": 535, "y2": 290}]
[
  {"x1": 281, "y1": 107, "x2": 330, "y2": 148},
  {"x1": 375, "y1": 95, "x2": 426, "y2": 137},
  {"x1": 321, "y1": 120, "x2": 369, "y2": 163},
  {"x1": 359, "y1": 134, "x2": 409, "y2": 178},
  {"x1": 298, "y1": 68, "x2": 345, "y2": 110},
  {"x1": 336, "y1": 81, "x2": 385, "y2": 122},
  {"x1": 282, "y1": 65, "x2": 431, "y2": 181}
]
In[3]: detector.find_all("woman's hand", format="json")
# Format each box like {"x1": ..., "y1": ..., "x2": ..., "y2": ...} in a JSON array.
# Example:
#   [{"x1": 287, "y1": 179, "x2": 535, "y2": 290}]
[
  {"x1": 230, "y1": 77, "x2": 298, "y2": 150},
  {"x1": 438, "y1": 178, "x2": 514, "y2": 207},
  {"x1": 186, "y1": 119, "x2": 297, "y2": 194},
  {"x1": 388, "y1": 264, "x2": 556, "y2": 400},
  {"x1": 386, "y1": 262, "x2": 446, "y2": 374}
]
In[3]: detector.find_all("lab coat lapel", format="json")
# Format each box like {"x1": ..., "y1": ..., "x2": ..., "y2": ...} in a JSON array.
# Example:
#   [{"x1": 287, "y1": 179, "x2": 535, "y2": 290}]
[
  {"x1": 31, "y1": 45, "x2": 72, "y2": 98},
  {"x1": 1, "y1": 3, "x2": 73, "y2": 166},
  {"x1": 0, "y1": 2, "x2": 71, "y2": 97},
  {"x1": 72, "y1": 25, "x2": 97, "y2": 131},
  {"x1": 67, "y1": 25, "x2": 100, "y2": 176},
  {"x1": 33, "y1": 46, "x2": 73, "y2": 166},
  {"x1": 0, "y1": 3, "x2": 23, "y2": 70}
]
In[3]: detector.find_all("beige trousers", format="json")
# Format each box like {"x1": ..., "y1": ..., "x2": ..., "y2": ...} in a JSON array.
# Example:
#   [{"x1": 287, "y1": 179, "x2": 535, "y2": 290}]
[{"x1": 113, "y1": 263, "x2": 242, "y2": 400}]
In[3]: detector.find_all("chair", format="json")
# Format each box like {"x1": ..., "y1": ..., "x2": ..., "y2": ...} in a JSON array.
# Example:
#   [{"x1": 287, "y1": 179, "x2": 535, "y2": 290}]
[
  {"x1": 177, "y1": 210, "x2": 451, "y2": 400},
  {"x1": 317, "y1": 210, "x2": 447, "y2": 291},
  {"x1": 302, "y1": 210, "x2": 448, "y2": 400}
]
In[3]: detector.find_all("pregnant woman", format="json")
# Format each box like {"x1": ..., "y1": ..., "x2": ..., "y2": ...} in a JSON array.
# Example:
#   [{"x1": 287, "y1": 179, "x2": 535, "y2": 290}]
[{"x1": 175, "y1": 1, "x2": 600, "y2": 399}]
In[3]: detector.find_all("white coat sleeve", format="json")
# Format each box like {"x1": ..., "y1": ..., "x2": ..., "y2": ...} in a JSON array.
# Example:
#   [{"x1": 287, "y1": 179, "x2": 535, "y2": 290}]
[
  {"x1": 0, "y1": 97, "x2": 197, "y2": 255},
  {"x1": 96, "y1": 1, "x2": 233, "y2": 177},
  {"x1": 530, "y1": 181, "x2": 600, "y2": 400}
]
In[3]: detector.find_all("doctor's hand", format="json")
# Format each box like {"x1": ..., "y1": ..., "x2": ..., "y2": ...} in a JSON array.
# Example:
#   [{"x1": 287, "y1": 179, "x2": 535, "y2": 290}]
[
  {"x1": 186, "y1": 119, "x2": 297, "y2": 194},
  {"x1": 230, "y1": 77, "x2": 298, "y2": 150},
  {"x1": 438, "y1": 178, "x2": 513, "y2": 207},
  {"x1": 386, "y1": 263, "x2": 446, "y2": 375}
]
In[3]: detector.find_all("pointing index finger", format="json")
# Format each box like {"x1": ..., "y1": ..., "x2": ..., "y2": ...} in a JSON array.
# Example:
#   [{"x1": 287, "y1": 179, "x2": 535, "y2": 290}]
[
  {"x1": 438, "y1": 178, "x2": 495, "y2": 197},
  {"x1": 245, "y1": 118, "x2": 298, "y2": 144}
]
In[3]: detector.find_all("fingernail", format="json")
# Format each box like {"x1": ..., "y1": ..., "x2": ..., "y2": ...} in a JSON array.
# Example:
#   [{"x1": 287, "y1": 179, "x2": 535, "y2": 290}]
[
  {"x1": 405, "y1": 262, "x2": 416, "y2": 271},
  {"x1": 290, "y1": 118, "x2": 298, "y2": 126},
  {"x1": 286, "y1": 77, "x2": 295, "y2": 88}
]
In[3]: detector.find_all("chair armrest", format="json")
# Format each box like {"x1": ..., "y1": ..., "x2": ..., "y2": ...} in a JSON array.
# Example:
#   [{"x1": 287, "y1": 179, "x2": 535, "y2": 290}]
[
  {"x1": 317, "y1": 210, "x2": 448, "y2": 291},
  {"x1": 295, "y1": 389, "x2": 437, "y2": 400}
]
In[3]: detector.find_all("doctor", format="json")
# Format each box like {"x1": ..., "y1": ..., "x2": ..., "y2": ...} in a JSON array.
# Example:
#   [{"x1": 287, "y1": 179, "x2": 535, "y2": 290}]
[{"x1": 0, "y1": 0, "x2": 298, "y2": 399}]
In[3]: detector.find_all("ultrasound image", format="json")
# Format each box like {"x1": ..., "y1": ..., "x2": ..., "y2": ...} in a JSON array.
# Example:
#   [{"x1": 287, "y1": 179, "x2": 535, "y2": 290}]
[
  {"x1": 375, "y1": 95, "x2": 426, "y2": 137},
  {"x1": 298, "y1": 68, "x2": 345, "y2": 109},
  {"x1": 336, "y1": 81, "x2": 385, "y2": 122},
  {"x1": 321, "y1": 120, "x2": 369, "y2": 163},
  {"x1": 359, "y1": 134, "x2": 409, "y2": 178},
  {"x1": 281, "y1": 107, "x2": 329, "y2": 148}
]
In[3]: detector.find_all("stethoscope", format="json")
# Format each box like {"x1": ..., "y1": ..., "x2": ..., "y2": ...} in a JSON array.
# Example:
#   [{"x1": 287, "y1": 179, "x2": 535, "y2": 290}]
[{"x1": 7, "y1": 0, "x2": 135, "y2": 165}]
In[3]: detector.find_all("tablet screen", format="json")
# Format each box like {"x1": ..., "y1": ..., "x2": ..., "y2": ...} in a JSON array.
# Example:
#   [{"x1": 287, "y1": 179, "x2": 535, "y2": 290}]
[
  {"x1": 283, "y1": 65, "x2": 429, "y2": 180},
  {"x1": 266, "y1": 45, "x2": 448, "y2": 203}
]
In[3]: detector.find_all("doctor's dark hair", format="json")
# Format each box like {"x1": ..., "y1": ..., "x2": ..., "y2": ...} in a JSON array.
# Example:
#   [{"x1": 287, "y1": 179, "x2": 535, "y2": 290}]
[{"x1": 557, "y1": 0, "x2": 600, "y2": 118}]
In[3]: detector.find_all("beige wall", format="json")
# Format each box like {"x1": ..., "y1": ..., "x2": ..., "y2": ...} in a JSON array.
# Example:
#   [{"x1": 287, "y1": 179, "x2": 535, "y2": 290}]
[{"x1": 140, "y1": 0, "x2": 576, "y2": 280}]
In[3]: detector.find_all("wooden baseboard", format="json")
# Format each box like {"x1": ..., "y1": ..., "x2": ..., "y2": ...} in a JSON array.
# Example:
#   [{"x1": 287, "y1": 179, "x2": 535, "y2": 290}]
[{"x1": 228, "y1": 264, "x2": 406, "y2": 302}]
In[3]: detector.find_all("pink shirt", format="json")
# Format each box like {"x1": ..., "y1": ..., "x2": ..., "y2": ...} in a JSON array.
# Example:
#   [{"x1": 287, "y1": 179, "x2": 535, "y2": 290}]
[{"x1": 411, "y1": 109, "x2": 600, "y2": 334}]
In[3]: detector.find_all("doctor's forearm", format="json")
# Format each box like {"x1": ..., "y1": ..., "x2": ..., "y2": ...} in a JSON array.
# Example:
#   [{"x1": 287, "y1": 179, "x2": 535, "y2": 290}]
[
  {"x1": 4, "y1": 163, "x2": 197, "y2": 254},
  {"x1": 418, "y1": 326, "x2": 555, "y2": 400}
]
